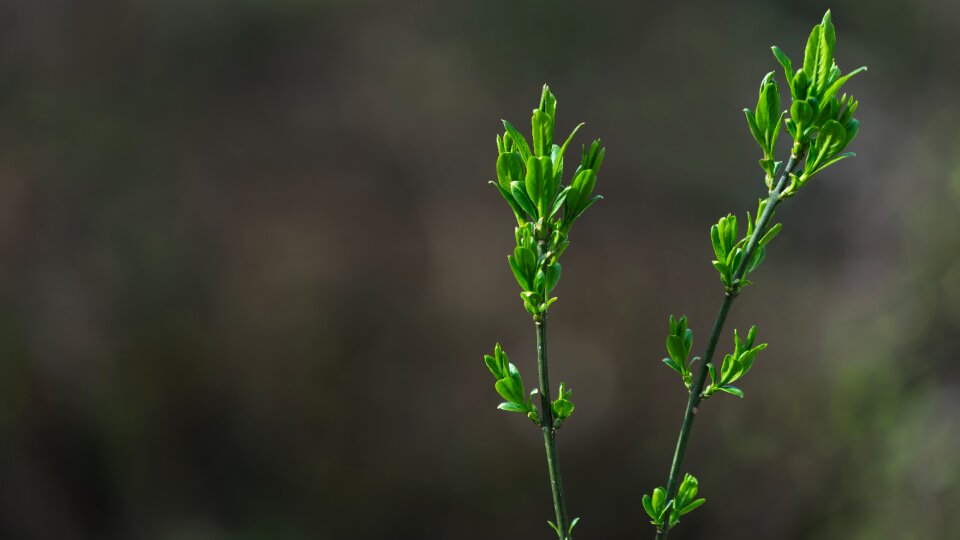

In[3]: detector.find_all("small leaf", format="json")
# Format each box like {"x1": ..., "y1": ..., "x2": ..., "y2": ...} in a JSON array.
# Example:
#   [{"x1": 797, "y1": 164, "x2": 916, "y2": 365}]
[
  {"x1": 822, "y1": 66, "x2": 867, "y2": 104},
  {"x1": 663, "y1": 357, "x2": 683, "y2": 375},
  {"x1": 719, "y1": 385, "x2": 744, "y2": 398},
  {"x1": 814, "y1": 151, "x2": 856, "y2": 175},
  {"x1": 545, "y1": 263, "x2": 562, "y2": 293},
  {"x1": 550, "y1": 186, "x2": 572, "y2": 218},
  {"x1": 568, "y1": 517, "x2": 580, "y2": 534},
  {"x1": 771, "y1": 46, "x2": 793, "y2": 85},
  {"x1": 496, "y1": 152, "x2": 525, "y2": 187},
  {"x1": 502, "y1": 119, "x2": 532, "y2": 163},
  {"x1": 547, "y1": 520, "x2": 561, "y2": 538},
  {"x1": 497, "y1": 402, "x2": 527, "y2": 412},
  {"x1": 489, "y1": 181, "x2": 526, "y2": 223},
  {"x1": 510, "y1": 181, "x2": 538, "y2": 219},
  {"x1": 485, "y1": 354, "x2": 505, "y2": 379},
  {"x1": 552, "y1": 398, "x2": 574, "y2": 419},
  {"x1": 508, "y1": 254, "x2": 531, "y2": 291},
  {"x1": 790, "y1": 100, "x2": 814, "y2": 128},
  {"x1": 759, "y1": 223, "x2": 782, "y2": 246},
  {"x1": 678, "y1": 498, "x2": 706, "y2": 516},
  {"x1": 642, "y1": 494, "x2": 657, "y2": 520},
  {"x1": 666, "y1": 335, "x2": 687, "y2": 364},
  {"x1": 556, "y1": 123, "x2": 584, "y2": 168},
  {"x1": 744, "y1": 108, "x2": 764, "y2": 149}
]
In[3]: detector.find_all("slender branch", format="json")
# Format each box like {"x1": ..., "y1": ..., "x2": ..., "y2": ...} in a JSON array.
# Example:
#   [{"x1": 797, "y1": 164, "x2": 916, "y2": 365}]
[
  {"x1": 654, "y1": 155, "x2": 800, "y2": 540},
  {"x1": 537, "y1": 317, "x2": 571, "y2": 539}
]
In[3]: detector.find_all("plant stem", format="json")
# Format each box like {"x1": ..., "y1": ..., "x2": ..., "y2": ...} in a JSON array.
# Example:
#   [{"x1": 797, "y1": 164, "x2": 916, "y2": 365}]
[
  {"x1": 654, "y1": 155, "x2": 799, "y2": 539},
  {"x1": 537, "y1": 317, "x2": 571, "y2": 539}
]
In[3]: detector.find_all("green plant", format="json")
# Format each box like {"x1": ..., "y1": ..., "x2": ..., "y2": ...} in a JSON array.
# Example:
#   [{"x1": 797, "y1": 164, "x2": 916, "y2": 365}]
[
  {"x1": 644, "y1": 11, "x2": 866, "y2": 538},
  {"x1": 483, "y1": 85, "x2": 603, "y2": 539}
]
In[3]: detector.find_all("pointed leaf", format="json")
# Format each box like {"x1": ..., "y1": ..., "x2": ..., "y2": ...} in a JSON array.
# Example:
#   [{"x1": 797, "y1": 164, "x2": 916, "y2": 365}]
[
  {"x1": 719, "y1": 385, "x2": 744, "y2": 398},
  {"x1": 502, "y1": 119, "x2": 531, "y2": 163},
  {"x1": 771, "y1": 46, "x2": 793, "y2": 85},
  {"x1": 497, "y1": 402, "x2": 527, "y2": 412}
]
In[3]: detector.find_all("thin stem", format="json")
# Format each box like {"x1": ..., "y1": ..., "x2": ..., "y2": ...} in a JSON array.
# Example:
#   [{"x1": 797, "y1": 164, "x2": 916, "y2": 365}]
[
  {"x1": 537, "y1": 317, "x2": 571, "y2": 539},
  {"x1": 654, "y1": 155, "x2": 799, "y2": 540}
]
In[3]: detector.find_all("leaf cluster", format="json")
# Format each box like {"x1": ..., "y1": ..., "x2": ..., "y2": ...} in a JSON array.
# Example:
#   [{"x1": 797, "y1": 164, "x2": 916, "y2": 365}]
[
  {"x1": 709, "y1": 199, "x2": 782, "y2": 292},
  {"x1": 703, "y1": 326, "x2": 767, "y2": 399},
  {"x1": 492, "y1": 85, "x2": 605, "y2": 318},
  {"x1": 484, "y1": 343, "x2": 576, "y2": 428},
  {"x1": 744, "y1": 11, "x2": 865, "y2": 194},
  {"x1": 642, "y1": 473, "x2": 706, "y2": 529},
  {"x1": 484, "y1": 343, "x2": 539, "y2": 424},
  {"x1": 661, "y1": 315, "x2": 698, "y2": 390}
]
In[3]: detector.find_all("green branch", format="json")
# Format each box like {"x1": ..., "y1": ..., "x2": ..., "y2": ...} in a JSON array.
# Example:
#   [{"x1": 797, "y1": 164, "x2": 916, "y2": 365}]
[{"x1": 654, "y1": 155, "x2": 798, "y2": 540}]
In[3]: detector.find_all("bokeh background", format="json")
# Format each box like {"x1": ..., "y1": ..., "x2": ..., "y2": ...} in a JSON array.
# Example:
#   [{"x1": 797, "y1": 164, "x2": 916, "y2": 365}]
[{"x1": 0, "y1": 0, "x2": 958, "y2": 538}]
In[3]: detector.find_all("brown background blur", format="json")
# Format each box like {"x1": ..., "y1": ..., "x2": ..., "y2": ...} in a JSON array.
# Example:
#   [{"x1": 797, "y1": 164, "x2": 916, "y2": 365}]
[{"x1": 0, "y1": 0, "x2": 958, "y2": 538}]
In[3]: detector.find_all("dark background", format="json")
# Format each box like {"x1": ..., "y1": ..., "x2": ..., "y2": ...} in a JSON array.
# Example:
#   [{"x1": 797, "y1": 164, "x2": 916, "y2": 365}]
[{"x1": 1, "y1": 0, "x2": 958, "y2": 538}]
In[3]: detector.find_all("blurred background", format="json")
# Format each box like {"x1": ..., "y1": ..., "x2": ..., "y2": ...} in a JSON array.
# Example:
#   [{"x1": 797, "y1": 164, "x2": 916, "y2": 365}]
[{"x1": 0, "y1": 0, "x2": 958, "y2": 538}]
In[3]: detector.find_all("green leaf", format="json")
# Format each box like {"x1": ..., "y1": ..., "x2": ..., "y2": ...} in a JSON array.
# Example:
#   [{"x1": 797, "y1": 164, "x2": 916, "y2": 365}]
[
  {"x1": 813, "y1": 119, "x2": 848, "y2": 162},
  {"x1": 575, "y1": 195, "x2": 603, "y2": 220},
  {"x1": 552, "y1": 398, "x2": 574, "y2": 419},
  {"x1": 525, "y1": 156, "x2": 552, "y2": 215},
  {"x1": 502, "y1": 119, "x2": 532, "y2": 163},
  {"x1": 556, "y1": 122, "x2": 584, "y2": 168},
  {"x1": 515, "y1": 245, "x2": 537, "y2": 281},
  {"x1": 666, "y1": 335, "x2": 686, "y2": 364},
  {"x1": 710, "y1": 223, "x2": 725, "y2": 261},
  {"x1": 495, "y1": 377, "x2": 523, "y2": 404},
  {"x1": 744, "y1": 109, "x2": 764, "y2": 149},
  {"x1": 547, "y1": 520, "x2": 561, "y2": 538},
  {"x1": 822, "y1": 66, "x2": 867, "y2": 104},
  {"x1": 544, "y1": 263, "x2": 562, "y2": 293},
  {"x1": 569, "y1": 168, "x2": 597, "y2": 215},
  {"x1": 496, "y1": 152, "x2": 525, "y2": 187},
  {"x1": 508, "y1": 254, "x2": 531, "y2": 291},
  {"x1": 489, "y1": 181, "x2": 526, "y2": 223},
  {"x1": 532, "y1": 109, "x2": 550, "y2": 157},
  {"x1": 746, "y1": 245, "x2": 765, "y2": 274},
  {"x1": 642, "y1": 494, "x2": 657, "y2": 520},
  {"x1": 759, "y1": 223, "x2": 782, "y2": 246},
  {"x1": 817, "y1": 11, "x2": 836, "y2": 93},
  {"x1": 802, "y1": 24, "x2": 822, "y2": 84},
  {"x1": 815, "y1": 151, "x2": 856, "y2": 174},
  {"x1": 550, "y1": 186, "x2": 571, "y2": 218},
  {"x1": 678, "y1": 498, "x2": 706, "y2": 516},
  {"x1": 719, "y1": 385, "x2": 744, "y2": 398},
  {"x1": 790, "y1": 100, "x2": 814, "y2": 128},
  {"x1": 510, "y1": 181, "x2": 538, "y2": 219},
  {"x1": 568, "y1": 517, "x2": 580, "y2": 534},
  {"x1": 771, "y1": 46, "x2": 793, "y2": 85},
  {"x1": 663, "y1": 357, "x2": 683, "y2": 375},
  {"x1": 755, "y1": 74, "x2": 777, "y2": 139},
  {"x1": 497, "y1": 402, "x2": 527, "y2": 412},
  {"x1": 485, "y1": 353, "x2": 505, "y2": 379}
]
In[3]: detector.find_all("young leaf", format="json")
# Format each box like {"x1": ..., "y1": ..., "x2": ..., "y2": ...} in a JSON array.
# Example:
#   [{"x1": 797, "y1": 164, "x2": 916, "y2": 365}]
[
  {"x1": 719, "y1": 385, "x2": 744, "y2": 398},
  {"x1": 498, "y1": 402, "x2": 528, "y2": 412},
  {"x1": 759, "y1": 223, "x2": 782, "y2": 246},
  {"x1": 678, "y1": 498, "x2": 706, "y2": 516},
  {"x1": 771, "y1": 46, "x2": 793, "y2": 85},
  {"x1": 663, "y1": 357, "x2": 684, "y2": 375},
  {"x1": 642, "y1": 494, "x2": 657, "y2": 521},
  {"x1": 501, "y1": 119, "x2": 532, "y2": 162}
]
